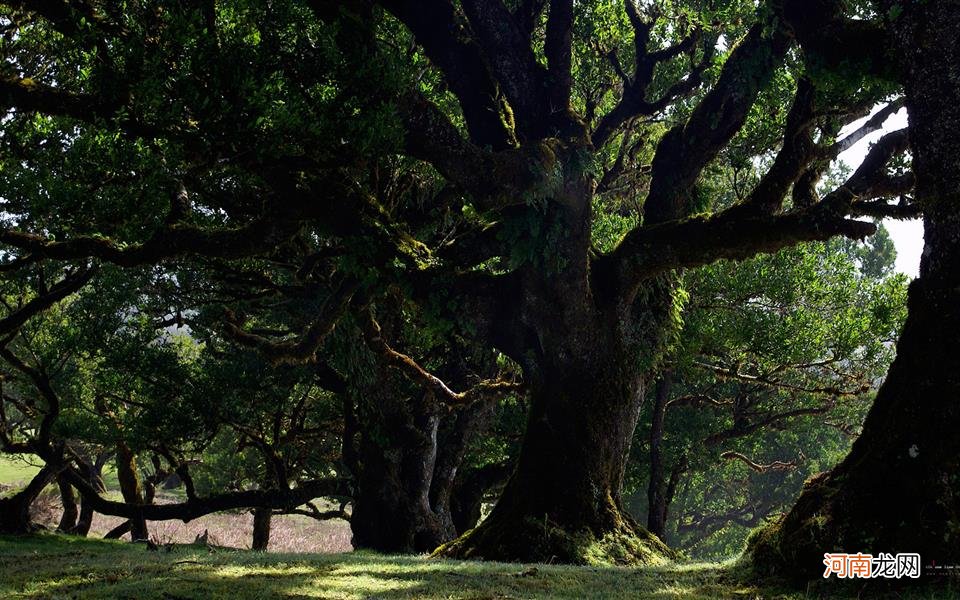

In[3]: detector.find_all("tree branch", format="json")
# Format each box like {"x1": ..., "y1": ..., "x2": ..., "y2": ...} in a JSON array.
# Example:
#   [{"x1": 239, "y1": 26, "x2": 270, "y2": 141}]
[
  {"x1": 224, "y1": 280, "x2": 360, "y2": 366},
  {"x1": 0, "y1": 267, "x2": 94, "y2": 338},
  {"x1": 642, "y1": 22, "x2": 791, "y2": 224},
  {"x1": 459, "y1": 0, "x2": 551, "y2": 139},
  {"x1": 599, "y1": 128, "x2": 913, "y2": 300},
  {"x1": 379, "y1": 0, "x2": 515, "y2": 149},
  {"x1": 63, "y1": 467, "x2": 342, "y2": 523},
  {"x1": 397, "y1": 93, "x2": 561, "y2": 212},
  {"x1": 593, "y1": 3, "x2": 710, "y2": 148},
  {"x1": 545, "y1": 0, "x2": 574, "y2": 114},
  {"x1": 720, "y1": 450, "x2": 797, "y2": 473},
  {"x1": 361, "y1": 309, "x2": 523, "y2": 407}
]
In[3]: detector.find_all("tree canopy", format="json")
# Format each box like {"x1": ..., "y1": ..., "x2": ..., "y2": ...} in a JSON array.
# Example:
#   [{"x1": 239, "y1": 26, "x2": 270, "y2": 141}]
[{"x1": 2, "y1": 0, "x2": 956, "y2": 586}]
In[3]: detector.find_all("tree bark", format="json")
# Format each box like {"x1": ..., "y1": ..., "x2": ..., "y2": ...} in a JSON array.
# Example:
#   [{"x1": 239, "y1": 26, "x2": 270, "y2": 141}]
[
  {"x1": 347, "y1": 306, "x2": 500, "y2": 554},
  {"x1": 56, "y1": 475, "x2": 79, "y2": 532},
  {"x1": 69, "y1": 455, "x2": 104, "y2": 536},
  {"x1": 252, "y1": 507, "x2": 272, "y2": 551},
  {"x1": 437, "y1": 350, "x2": 674, "y2": 564},
  {"x1": 436, "y1": 175, "x2": 680, "y2": 564},
  {"x1": 751, "y1": 0, "x2": 960, "y2": 581},
  {"x1": 647, "y1": 375, "x2": 671, "y2": 540},
  {"x1": 449, "y1": 461, "x2": 513, "y2": 534},
  {"x1": 349, "y1": 370, "x2": 455, "y2": 553},
  {"x1": 115, "y1": 442, "x2": 149, "y2": 541}
]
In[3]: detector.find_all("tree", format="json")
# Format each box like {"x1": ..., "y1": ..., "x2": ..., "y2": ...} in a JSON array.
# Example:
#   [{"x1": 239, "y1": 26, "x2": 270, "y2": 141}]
[
  {"x1": 0, "y1": 265, "x2": 96, "y2": 533},
  {"x1": 751, "y1": 0, "x2": 960, "y2": 582},
  {"x1": 630, "y1": 234, "x2": 906, "y2": 554},
  {"x1": 0, "y1": 1, "x2": 915, "y2": 562}
]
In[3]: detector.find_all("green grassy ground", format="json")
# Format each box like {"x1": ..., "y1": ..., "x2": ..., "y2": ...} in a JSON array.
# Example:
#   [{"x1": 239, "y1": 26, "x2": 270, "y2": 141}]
[
  {"x1": 0, "y1": 534, "x2": 758, "y2": 599},
  {"x1": 0, "y1": 455, "x2": 42, "y2": 486},
  {"x1": 0, "y1": 534, "x2": 955, "y2": 600},
  {"x1": 0, "y1": 454, "x2": 121, "y2": 492}
]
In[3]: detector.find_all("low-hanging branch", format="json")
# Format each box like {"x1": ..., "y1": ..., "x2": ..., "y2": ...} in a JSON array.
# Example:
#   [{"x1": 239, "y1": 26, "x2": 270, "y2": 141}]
[
  {"x1": 0, "y1": 217, "x2": 303, "y2": 268},
  {"x1": 62, "y1": 467, "x2": 343, "y2": 523},
  {"x1": 0, "y1": 267, "x2": 94, "y2": 337}
]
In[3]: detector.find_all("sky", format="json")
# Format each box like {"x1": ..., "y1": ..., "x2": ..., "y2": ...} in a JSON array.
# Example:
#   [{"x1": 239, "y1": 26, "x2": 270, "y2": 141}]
[{"x1": 836, "y1": 107, "x2": 922, "y2": 278}]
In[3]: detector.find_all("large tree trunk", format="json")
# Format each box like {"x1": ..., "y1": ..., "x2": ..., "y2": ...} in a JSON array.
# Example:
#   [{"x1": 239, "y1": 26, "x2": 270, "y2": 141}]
[
  {"x1": 751, "y1": 1, "x2": 960, "y2": 581},
  {"x1": 436, "y1": 349, "x2": 673, "y2": 564},
  {"x1": 0, "y1": 464, "x2": 59, "y2": 534},
  {"x1": 348, "y1": 306, "x2": 499, "y2": 554},
  {"x1": 437, "y1": 176, "x2": 679, "y2": 564}
]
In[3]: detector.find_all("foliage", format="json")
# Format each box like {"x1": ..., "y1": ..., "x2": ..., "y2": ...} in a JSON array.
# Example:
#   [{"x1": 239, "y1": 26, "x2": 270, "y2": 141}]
[{"x1": 625, "y1": 230, "x2": 907, "y2": 558}]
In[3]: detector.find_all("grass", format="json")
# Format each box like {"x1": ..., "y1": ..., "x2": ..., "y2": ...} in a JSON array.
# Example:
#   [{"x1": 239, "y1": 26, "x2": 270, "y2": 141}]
[
  {"x1": 0, "y1": 454, "x2": 121, "y2": 491},
  {"x1": 0, "y1": 534, "x2": 944, "y2": 600},
  {"x1": 1, "y1": 534, "x2": 957, "y2": 599},
  {"x1": 0, "y1": 534, "x2": 770, "y2": 599},
  {"x1": 0, "y1": 455, "x2": 42, "y2": 486}
]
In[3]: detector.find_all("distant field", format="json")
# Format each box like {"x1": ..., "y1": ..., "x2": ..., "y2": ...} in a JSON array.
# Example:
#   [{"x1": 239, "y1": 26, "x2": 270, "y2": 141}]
[
  {"x1": 0, "y1": 455, "x2": 42, "y2": 486},
  {"x1": 0, "y1": 454, "x2": 121, "y2": 491}
]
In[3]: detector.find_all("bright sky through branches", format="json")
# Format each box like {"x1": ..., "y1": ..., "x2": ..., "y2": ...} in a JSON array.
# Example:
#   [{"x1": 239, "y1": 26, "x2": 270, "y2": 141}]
[{"x1": 837, "y1": 107, "x2": 921, "y2": 277}]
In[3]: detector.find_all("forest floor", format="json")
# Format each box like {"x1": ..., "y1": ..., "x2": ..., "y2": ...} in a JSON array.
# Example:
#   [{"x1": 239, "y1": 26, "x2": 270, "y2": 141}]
[
  {"x1": 3, "y1": 459, "x2": 957, "y2": 598},
  {"x1": 1, "y1": 534, "x2": 957, "y2": 600}
]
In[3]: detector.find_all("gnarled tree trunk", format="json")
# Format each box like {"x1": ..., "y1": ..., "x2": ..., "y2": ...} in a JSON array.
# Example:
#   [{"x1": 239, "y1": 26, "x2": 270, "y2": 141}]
[
  {"x1": 437, "y1": 182, "x2": 680, "y2": 564},
  {"x1": 350, "y1": 400, "x2": 454, "y2": 553},
  {"x1": 70, "y1": 454, "x2": 107, "y2": 537},
  {"x1": 350, "y1": 380, "x2": 494, "y2": 552},
  {"x1": 751, "y1": 1, "x2": 960, "y2": 581},
  {"x1": 436, "y1": 338, "x2": 674, "y2": 563},
  {"x1": 348, "y1": 320, "x2": 500, "y2": 553},
  {"x1": 0, "y1": 464, "x2": 59, "y2": 534}
]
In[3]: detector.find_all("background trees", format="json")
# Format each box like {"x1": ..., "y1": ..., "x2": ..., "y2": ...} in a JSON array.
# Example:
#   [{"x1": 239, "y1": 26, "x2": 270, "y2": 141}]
[{"x1": 628, "y1": 232, "x2": 906, "y2": 556}]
